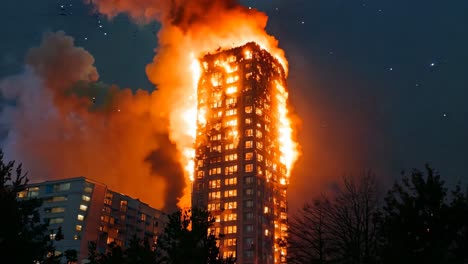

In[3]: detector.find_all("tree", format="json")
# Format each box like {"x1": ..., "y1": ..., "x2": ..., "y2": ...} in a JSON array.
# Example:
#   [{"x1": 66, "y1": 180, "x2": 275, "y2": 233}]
[
  {"x1": 64, "y1": 249, "x2": 78, "y2": 264},
  {"x1": 288, "y1": 171, "x2": 380, "y2": 264},
  {"x1": 0, "y1": 150, "x2": 48, "y2": 264},
  {"x1": 156, "y1": 208, "x2": 225, "y2": 264},
  {"x1": 288, "y1": 198, "x2": 331, "y2": 264},
  {"x1": 379, "y1": 165, "x2": 467, "y2": 264}
]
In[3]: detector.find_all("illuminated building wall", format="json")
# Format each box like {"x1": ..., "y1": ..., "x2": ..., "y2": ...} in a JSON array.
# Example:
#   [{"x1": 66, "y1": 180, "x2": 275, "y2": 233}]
[
  {"x1": 192, "y1": 42, "x2": 289, "y2": 263},
  {"x1": 20, "y1": 177, "x2": 164, "y2": 263}
]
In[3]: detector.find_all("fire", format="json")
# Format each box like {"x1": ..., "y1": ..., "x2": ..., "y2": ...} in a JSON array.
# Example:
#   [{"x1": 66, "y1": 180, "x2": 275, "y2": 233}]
[{"x1": 86, "y1": 0, "x2": 300, "y2": 208}]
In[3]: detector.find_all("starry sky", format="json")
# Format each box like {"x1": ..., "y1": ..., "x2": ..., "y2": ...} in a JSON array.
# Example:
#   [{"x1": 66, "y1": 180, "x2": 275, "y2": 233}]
[{"x1": 1, "y1": 0, "x2": 467, "y2": 209}]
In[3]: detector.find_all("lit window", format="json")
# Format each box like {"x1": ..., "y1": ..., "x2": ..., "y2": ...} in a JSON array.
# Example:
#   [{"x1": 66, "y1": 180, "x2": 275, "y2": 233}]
[
  {"x1": 27, "y1": 187, "x2": 40, "y2": 198},
  {"x1": 257, "y1": 153, "x2": 263, "y2": 162},
  {"x1": 17, "y1": 190, "x2": 27, "y2": 198},
  {"x1": 264, "y1": 206, "x2": 270, "y2": 214},
  {"x1": 245, "y1": 129, "x2": 253, "y2": 137},
  {"x1": 224, "y1": 213, "x2": 237, "y2": 221},
  {"x1": 226, "y1": 97, "x2": 237, "y2": 106},
  {"x1": 245, "y1": 152, "x2": 253, "y2": 161},
  {"x1": 245, "y1": 164, "x2": 254, "y2": 173},
  {"x1": 73, "y1": 235, "x2": 80, "y2": 240},
  {"x1": 197, "y1": 171, "x2": 205, "y2": 179},
  {"x1": 82, "y1": 195, "x2": 91, "y2": 202},
  {"x1": 256, "y1": 142, "x2": 263, "y2": 150},
  {"x1": 80, "y1": 204, "x2": 88, "y2": 211},
  {"x1": 208, "y1": 203, "x2": 221, "y2": 211},
  {"x1": 209, "y1": 191, "x2": 221, "y2": 200},
  {"x1": 225, "y1": 109, "x2": 237, "y2": 116},
  {"x1": 224, "y1": 189, "x2": 237, "y2": 198},
  {"x1": 209, "y1": 180, "x2": 221, "y2": 189},
  {"x1": 225, "y1": 119, "x2": 237, "y2": 127},
  {"x1": 140, "y1": 213, "x2": 146, "y2": 221},
  {"x1": 224, "y1": 225, "x2": 237, "y2": 234},
  {"x1": 225, "y1": 165, "x2": 238, "y2": 175},
  {"x1": 224, "y1": 154, "x2": 238, "y2": 161},
  {"x1": 224, "y1": 251, "x2": 236, "y2": 259},
  {"x1": 226, "y1": 86, "x2": 238, "y2": 94},
  {"x1": 225, "y1": 177, "x2": 237, "y2": 186},
  {"x1": 224, "y1": 143, "x2": 233, "y2": 150},
  {"x1": 256, "y1": 108, "x2": 263, "y2": 116},
  {"x1": 265, "y1": 229, "x2": 270, "y2": 236},
  {"x1": 245, "y1": 140, "x2": 253, "y2": 148},
  {"x1": 77, "y1": 214, "x2": 84, "y2": 221},
  {"x1": 226, "y1": 75, "x2": 239, "y2": 84},
  {"x1": 256, "y1": 130, "x2": 263, "y2": 138},
  {"x1": 224, "y1": 202, "x2": 237, "y2": 209},
  {"x1": 76, "y1": 225, "x2": 82, "y2": 231}
]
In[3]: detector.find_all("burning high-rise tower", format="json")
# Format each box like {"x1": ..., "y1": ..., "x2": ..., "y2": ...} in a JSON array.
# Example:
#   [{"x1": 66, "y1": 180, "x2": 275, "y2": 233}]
[{"x1": 192, "y1": 42, "x2": 293, "y2": 263}]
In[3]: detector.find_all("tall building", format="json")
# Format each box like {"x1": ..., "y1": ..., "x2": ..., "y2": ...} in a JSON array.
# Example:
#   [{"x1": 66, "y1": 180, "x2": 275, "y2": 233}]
[
  {"x1": 192, "y1": 42, "x2": 289, "y2": 263},
  {"x1": 19, "y1": 177, "x2": 164, "y2": 263}
]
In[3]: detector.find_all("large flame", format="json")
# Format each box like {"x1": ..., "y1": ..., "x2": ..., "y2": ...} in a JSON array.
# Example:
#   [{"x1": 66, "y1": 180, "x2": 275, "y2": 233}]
[{"x1": 86, "y1": 0, "x2": 300, "y2": 208}]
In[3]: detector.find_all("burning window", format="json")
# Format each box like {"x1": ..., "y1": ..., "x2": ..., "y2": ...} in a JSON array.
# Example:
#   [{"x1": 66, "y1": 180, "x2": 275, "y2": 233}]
[
  {"x1": 225, "y1": 153, "x2": 238, "y2": 161},
  {"x1": 208, "y1": 203, "x2": 221, "y2": 211},
  {"x1": 197, "y1": 171, "x2": 204, "y2": 179},
  {"x1": 245, "y1": 129, "x2": 253, "y2": 137},
  {"x1": 210, "y1": 134, "x2": 222, "y2": 141},
  {"x1": 245, "y1": 164, "x2": 254, "y2": 172},
  {"x1": 245, "y1": 106, "x2": 253, "y2": 113},
  {"x1": 225, "y1": 165, "x2": 238, "y2": 175},
  {"x1": 227, "y1": 55, "x2": 237, "y2": 63},
  {"x1": 244, "y1": 85, "x2": 252, "y2": 92},
  {"x1": 226, "y1": 75, "x2": 239, "y2": 84},
  {"x1": 224, "y1": 189, "x2": 237, "y2": 198},
  {"x1": 257, "y1": 153, "x2": 263, "y2": 162},
  {"x1": 245, "y1": 140, "x2": 253, "y2": 148},
  {"x1": 256, "y1": 142, "x2": 263, "y2": 150},
  {"x1": 244, "y1": 50, "x2": 253, "y2": 59},
  {"x1": 209, "y1": 167, "x2": 221, "y2": 175},
  {"x1": 209, "y1": 180, "x2": 221, "y2": 189},
  {"x1": 211, "y1": 72, "x2": 222, "y2": 86},
  {"x1": 225, "y1": 97, "x2": 237, "y2": 106},
  {"x1": 225, "y1": 143, "x2": 235, "y2": 150},
  {"x1": 224, "y1": 202, "x2": 237, "y2": 210},
  {"x1": 224, "y1": 213, "x2": 237, "y2": 221},
  {"x1": 256, "y1": 130, "x2": 263, "y2": 138},
  {"x1": 224, "y1": 251, "x2": 237, "y2": 259},
  {"x1": 256, "y1": 107, "x2": 263, "y2": 116},
  {"x1": 245, "y1": 118, "x2": 252, "y2": 125},
  {"x1": 225, "y1": 109, "x2": 237, "y2": 116},
  {"x1": 225, "y1": 177, "x2": 237, "y2": 186},
  {"x1": 209, "y1": 191, "x2": 221, "y2": 200}
]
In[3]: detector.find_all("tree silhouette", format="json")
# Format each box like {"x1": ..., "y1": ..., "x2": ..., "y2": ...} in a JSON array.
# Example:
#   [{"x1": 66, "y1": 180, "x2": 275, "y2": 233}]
[
  {"x1": 156, "y1": 208, "x2": 224, "y2": 264},
  {"x1": 288, "y1": 172, "x2": 380, "y2": 264},
  {"x1": 0, "y1": 150, "x2": 48, "y2": 264},
  {"x1": 379, "y1": 165, "x2": 468, "y2": 264}
]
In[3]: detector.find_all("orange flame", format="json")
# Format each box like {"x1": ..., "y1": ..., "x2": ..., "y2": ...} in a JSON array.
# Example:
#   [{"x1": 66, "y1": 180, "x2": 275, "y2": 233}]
[{"x1": 86, "y1": 0, "x2": 299, "y2": 208}]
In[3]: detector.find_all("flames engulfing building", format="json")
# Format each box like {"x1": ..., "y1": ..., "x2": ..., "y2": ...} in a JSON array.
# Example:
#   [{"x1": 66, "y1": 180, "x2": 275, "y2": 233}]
[{"x1": 192, "y1": 42, "x2": 289, "y2": 263}]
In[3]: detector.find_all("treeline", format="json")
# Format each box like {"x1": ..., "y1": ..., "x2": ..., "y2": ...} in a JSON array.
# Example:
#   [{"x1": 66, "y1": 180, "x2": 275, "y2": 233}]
[{"x1": 288, "y1": 167, "x2": 468, "y2": 264}]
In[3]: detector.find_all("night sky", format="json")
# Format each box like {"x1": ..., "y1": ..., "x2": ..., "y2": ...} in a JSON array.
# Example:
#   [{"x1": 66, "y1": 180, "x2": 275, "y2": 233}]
[{"x1": 1, "y1": 0, "x2": 467, "y2": 210}]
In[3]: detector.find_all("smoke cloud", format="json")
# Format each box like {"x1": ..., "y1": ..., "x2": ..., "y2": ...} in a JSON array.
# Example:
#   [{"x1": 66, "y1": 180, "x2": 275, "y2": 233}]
[
  {"x1": 1, "y1": 0, "x2": 297, "y2": 211},
  {"x1": 0, "y1": 31, "x2": 185, "y2": 212}
]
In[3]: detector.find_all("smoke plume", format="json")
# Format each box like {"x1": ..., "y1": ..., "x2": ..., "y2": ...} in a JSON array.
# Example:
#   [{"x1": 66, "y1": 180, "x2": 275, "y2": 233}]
[
  {"x1": 0, "y1": 31, "x2": 185, "y2": 212},
  {"x1": 0, "y1": 0, "x2": 297, "y2": 210}
]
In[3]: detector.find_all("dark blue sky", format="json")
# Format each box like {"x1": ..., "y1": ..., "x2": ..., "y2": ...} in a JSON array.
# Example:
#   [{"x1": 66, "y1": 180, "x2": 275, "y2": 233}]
[{"x1": 1, "y1": 0, "x2": 467, "y2": 206}]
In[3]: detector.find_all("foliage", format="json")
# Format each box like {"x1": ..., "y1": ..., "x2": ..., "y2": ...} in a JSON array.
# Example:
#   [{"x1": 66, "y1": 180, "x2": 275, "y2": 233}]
[
  {"x1": 0, "y1": 150, "x2": 48, "y2": 264},
  {"x1": 379, "y1": 165, "x2": 468, "y2": 264}
]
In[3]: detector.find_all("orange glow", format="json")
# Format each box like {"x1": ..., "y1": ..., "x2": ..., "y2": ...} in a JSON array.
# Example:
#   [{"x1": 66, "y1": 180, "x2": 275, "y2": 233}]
[
  {"x1": 87, "y1": 0, "x2": 297, "y2": 210},
  {"x1": 275, "y1": 81, "x2": 299, "y2": 177}
]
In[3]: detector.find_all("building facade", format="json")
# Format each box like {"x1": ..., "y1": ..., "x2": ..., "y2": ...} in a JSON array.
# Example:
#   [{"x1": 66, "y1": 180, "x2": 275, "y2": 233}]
[
  {"x1": 19, "y1": 177, "x2": 164, "y2": 263},
  {"x1": 192, "y1": 42, "x2": 289, "y2": 263}
]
